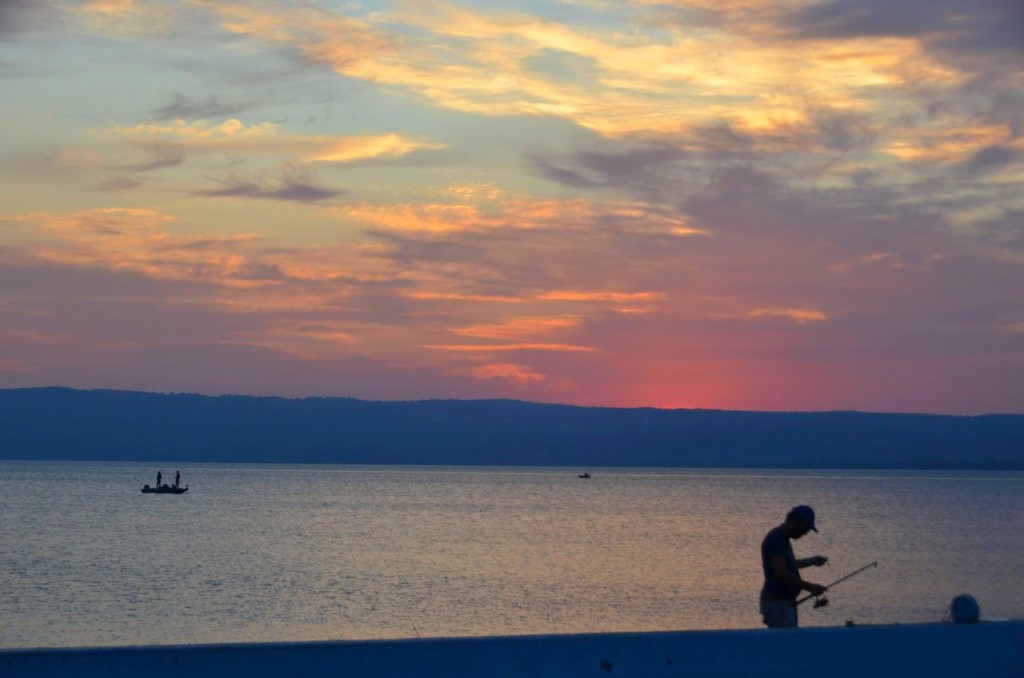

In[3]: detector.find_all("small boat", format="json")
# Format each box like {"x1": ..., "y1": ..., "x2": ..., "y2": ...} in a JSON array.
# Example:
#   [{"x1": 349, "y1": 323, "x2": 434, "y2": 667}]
[
  {"x1": 578, "y1": 472, "x2": 591, "y2": 479},
  {"x1": 141, "y1": 484, "x2": 189, "y2": 494}
]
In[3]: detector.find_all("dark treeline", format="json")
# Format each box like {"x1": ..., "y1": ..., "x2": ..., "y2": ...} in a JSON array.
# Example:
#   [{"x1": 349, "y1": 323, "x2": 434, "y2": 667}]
[{"x1": 1, "y1": 387, "x2": 1022, "y2": 469}]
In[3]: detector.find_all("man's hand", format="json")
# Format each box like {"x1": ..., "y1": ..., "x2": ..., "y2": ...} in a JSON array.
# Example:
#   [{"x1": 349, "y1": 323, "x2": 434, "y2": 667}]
[
  {"x1": 809, "y1": 555, "x2": 828, "y2": 567},
  {"x1": 805, "y1": 582, "x2": 827, "y2": 596}
]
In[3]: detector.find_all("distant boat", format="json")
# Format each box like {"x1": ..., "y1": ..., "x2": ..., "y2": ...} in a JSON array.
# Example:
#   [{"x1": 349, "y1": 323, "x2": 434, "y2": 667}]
[
  {"x1": 578, "y1": 472, "x2": 591, "y2": 479},
  {"x1": 141, "y1": 484, "x2": 188, "y2": 494}
]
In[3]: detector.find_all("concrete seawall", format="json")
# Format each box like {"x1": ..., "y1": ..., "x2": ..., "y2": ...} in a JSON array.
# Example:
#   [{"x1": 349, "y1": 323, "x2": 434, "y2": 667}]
[{"x1": 3, "y1": 621, "x2": 1022, "y2": 677}]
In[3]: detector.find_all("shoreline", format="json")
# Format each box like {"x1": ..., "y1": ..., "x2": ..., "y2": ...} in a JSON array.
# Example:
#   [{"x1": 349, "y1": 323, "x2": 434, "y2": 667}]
[{"x1": 4, "y1": 621, "x2": 1022, "y2": 677}]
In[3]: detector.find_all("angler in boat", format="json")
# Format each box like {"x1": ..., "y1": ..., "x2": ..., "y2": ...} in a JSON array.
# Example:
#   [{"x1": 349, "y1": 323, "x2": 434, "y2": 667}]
[{"x1": 142, "y1": 469, "x2": 188, "y2": 494}]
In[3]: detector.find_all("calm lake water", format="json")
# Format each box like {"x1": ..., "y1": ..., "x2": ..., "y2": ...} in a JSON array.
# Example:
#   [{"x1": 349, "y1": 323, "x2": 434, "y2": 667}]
[{"x1": 1, "y1": 462, "x2": 1022, "y2": 648}]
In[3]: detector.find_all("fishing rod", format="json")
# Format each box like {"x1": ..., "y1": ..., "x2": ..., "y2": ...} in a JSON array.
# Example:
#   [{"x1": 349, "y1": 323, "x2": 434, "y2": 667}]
[{"x1": 796, "y1": 561, "x2": 878, "y2": 607}]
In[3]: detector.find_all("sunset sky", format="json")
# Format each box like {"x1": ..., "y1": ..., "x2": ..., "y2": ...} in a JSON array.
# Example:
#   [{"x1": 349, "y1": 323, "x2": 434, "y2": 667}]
[{"x1": 1, "y1": 0, "x2": 1022, "y2": 413}]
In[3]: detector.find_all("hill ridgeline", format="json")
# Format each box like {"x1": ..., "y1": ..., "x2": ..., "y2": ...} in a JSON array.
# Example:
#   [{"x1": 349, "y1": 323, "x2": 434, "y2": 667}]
[{"x1": 1, "y1": 387, "x2": 1021, "y2": 469}]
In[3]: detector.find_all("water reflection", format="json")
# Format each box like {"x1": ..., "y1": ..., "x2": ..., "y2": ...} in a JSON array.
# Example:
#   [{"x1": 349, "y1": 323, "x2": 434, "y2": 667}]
[{"x1": 0, "y1": 463, "x2": 1021, "y2": 647}]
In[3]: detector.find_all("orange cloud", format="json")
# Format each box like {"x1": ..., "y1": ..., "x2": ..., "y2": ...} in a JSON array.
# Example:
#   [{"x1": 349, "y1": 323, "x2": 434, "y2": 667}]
[
  {"x1": 336, "y1": 195, "x2": 609, "y2": 233},
  {"x1": 76, "y1": 0, "x2": 180, "y2": 37},
  {"x1": 82, "y1": 0, "x2": 135, "y2": 12},
  {"x1": 538, "y1": 290, "x2": 666, "y2": 303},
  {"x1": 62, "y1": 0, "x2": 984, "y2": 174},
  {"x1": 150, "y1": 0, "x2": 950, "y2": 147},
  {"x1": 402, "y1": 291, "x2": 525, "y2": 303},
  {"x1": 337, "y1": 203, "x2": 500, "y2": 234},
  {"x1": 465, "y1": 362, "x2": 548, "y2": 384},
  {"x1": 106, "y1": 118, "x2": 276, "y2": 139},
  {"x1": 454, "y1": 316, "x2": 583, "y2": 341},
  {"x1": 12, "y1": 208, "x2": 262, "y2": 282},
  {"x1": 747, "y1": 308, "x2": 827, "y2": 324},
  {"x1": 244, "y1": 323, "x2": 360, "y2": 362},
  {"x1": 336, "y1": 191, "x2": 693, "y2": 235},
  {"x1": 102, "y1": 119, "x2": 441, "y2": 165},
  {"x1": 420, "y1": 343, "x2": 597, "y2": 352},
  {"x1": 882, "y1": 123, "x2": 1022, "y2": 164},
  {"x1": 29, "y1": 207, "x2": 176, "y2": 234},
  {"x1": 828, "y1": 252, "x2": 906, "y2": 272}
]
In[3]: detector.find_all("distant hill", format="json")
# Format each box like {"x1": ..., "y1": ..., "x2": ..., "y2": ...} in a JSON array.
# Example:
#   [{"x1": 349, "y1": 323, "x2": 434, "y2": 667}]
[{"x1": 1, "y1": 387, "x2": 1021, "y2": 469}]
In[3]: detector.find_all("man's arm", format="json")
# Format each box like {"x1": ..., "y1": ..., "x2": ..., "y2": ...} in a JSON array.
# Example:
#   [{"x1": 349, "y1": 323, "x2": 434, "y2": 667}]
[
  {"x1": 770, "y1": 556, "x2": 826, "y2": 596},
  {"x1": 797, "y1": 556, "x2": 828, "y2": 569}
]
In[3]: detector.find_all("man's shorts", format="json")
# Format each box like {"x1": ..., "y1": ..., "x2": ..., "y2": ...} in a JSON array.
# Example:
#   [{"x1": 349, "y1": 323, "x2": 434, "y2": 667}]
[{"x1": 760, "y1": 599, "x2": 798, "y2": 628}]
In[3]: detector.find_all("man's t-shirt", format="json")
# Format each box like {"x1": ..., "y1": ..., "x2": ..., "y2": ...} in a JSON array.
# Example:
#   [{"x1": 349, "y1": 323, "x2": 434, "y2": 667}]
[{"x1": 761, "y1": 527, "x2": 799, "y2": 600}]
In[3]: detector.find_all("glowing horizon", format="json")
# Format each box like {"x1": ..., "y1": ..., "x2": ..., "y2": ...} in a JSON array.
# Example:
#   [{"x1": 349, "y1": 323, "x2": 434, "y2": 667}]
[{"x1": 1, "y1": 0, "x2": 1022, "y2": 414}]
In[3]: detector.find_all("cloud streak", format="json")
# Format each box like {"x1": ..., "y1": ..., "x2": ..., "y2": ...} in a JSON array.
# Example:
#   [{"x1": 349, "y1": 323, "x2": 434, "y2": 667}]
[{"x1": 103, "y1": 119, "x2": 442, "y2": 165}]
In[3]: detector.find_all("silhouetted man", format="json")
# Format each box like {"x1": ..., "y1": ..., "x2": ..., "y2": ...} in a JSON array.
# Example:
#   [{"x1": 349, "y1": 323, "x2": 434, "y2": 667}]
[
  {"x1": 175, "y1": 470, "x2": 180, "y2": 488},
  {"x1": 156, "y1": 471, "x2": 162, "y2": 487},
  {"x1": 760, "y1": 505, "x2": 828, "y2": 628}
]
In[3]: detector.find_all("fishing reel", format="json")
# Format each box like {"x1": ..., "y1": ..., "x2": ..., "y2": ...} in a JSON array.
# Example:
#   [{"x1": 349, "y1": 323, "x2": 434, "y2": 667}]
[{"x1": 812, "y1": 595, "x2": 829, "y2": 609}]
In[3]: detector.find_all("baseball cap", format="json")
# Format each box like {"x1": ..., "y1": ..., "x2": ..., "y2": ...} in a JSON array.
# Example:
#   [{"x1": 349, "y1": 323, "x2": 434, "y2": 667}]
[{"x1": 789, "y1": 505, "x2": 818, "y2": 532}]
